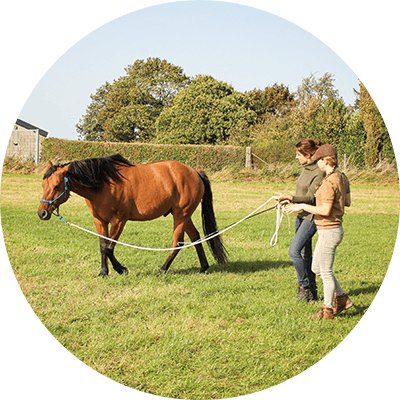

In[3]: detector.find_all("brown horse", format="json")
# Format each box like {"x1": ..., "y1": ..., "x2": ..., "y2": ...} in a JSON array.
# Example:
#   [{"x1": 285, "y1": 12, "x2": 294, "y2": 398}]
[{"x1": 38, "y1": 154, "x2": 227, "y2": 276}]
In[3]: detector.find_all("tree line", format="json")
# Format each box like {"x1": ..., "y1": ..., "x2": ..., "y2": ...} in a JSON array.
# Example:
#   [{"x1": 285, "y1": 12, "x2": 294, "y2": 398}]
[{"x1": 76, "y1": 57, "x2": 394, "y2": 167}]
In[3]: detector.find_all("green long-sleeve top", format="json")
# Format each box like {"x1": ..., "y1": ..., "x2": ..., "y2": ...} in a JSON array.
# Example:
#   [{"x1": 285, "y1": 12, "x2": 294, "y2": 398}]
[{"x1": 292, "y1": 161, "x2": 325, "y2": 221}]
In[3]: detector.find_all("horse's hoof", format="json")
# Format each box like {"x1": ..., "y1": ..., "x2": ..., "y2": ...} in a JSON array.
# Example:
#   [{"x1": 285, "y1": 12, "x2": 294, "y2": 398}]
[{"x1": 118, "y1": 267, "x2": 129, "y2": 275}]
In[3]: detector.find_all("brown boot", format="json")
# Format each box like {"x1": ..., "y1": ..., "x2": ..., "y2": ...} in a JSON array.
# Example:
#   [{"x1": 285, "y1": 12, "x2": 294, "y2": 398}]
[
  {"x1": 308, "y1": 305, "x2": 334, "y2": 320},
  {"x1": 333, "y1": 293, "x2": 354, "y2": 315}
]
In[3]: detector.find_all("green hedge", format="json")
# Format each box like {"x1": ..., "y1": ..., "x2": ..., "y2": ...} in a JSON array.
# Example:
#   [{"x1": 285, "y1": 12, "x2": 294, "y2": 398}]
[{"x1": 41, "y1": 138, "x2": 245, "y2": 172}]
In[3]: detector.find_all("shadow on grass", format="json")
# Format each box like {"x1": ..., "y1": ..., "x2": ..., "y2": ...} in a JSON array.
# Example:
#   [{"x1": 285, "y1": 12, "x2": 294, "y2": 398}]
[
  {"x1": 347, "y1": 285, "x2": 380, "y2": 297},
  {"x1": 172, "y1": 259, "x2": 293, "y2": 275},
  {"x1": 336, "y1": 284, "x2": 381, "y2": 317}
]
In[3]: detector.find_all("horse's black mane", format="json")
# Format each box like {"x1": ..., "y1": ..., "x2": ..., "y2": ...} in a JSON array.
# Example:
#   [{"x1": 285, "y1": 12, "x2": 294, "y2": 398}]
[{"x1": 43, "y1": 154, "x2": 134, "y2": 192}]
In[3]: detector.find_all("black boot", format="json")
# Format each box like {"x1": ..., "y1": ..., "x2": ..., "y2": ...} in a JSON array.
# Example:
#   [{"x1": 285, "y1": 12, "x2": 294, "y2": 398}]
[
  {"x1": 297, "y1": 285, "x2": 309, "y2": 300},
  {"x1": 297, "y1": 285, "x2": 317, "y2": 302},
  {"x1": 310, "y1": 287, "x2": 318, "y2": 301}
]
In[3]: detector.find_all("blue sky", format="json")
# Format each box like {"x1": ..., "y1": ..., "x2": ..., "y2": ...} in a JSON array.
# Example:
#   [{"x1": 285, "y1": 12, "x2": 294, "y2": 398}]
[{"x1": 19, "y1": 1, "x2": 359, "y2": 140}]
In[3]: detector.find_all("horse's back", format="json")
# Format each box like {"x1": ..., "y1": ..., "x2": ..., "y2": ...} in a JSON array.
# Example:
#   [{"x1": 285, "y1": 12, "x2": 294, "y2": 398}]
[
  {"x1": 130, "y1": 159, "x2": 200, "y2": 186},
  {"x1": 121, "y1": 160, "x2": 204, "y2": 220}
]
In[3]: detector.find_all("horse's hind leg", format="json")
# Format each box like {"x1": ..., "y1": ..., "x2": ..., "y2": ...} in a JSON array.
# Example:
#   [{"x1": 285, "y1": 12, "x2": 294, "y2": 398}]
[
  {"x1": 185, "y1": 219, "x2": 209, "y2": 273},
  {"x1": 159, "y1": 249, "x2": 181, "y2": 275},
  {"x1": 159, "y1": 220, "x2": 185, "y2": 275}
]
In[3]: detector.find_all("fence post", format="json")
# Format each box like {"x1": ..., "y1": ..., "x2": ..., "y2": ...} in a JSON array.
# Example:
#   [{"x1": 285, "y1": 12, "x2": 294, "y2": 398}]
[
  {"x1": 245, "y1": 146, "x2": 253, "y2": 169},
  {"x1": 35, "y1": 129, "x2": 40, "y2": 165}
]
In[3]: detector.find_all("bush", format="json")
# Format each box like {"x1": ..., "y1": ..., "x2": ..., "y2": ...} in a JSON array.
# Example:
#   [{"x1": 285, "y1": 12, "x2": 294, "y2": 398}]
[
  {"x1": 2, "y1": 157, "x2": 37, "y2": 173},
  {"x1": 252, "y1": 140, "x2": 296, "y2": 166},
  {"x1": 40, "y1": 138, "x2": 245, "y2": 173}
]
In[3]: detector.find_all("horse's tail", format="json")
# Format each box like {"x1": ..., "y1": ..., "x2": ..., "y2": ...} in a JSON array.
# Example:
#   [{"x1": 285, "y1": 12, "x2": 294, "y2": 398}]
[{"x1": 198, "y1": 171, "x2": 228, "y2": 265}]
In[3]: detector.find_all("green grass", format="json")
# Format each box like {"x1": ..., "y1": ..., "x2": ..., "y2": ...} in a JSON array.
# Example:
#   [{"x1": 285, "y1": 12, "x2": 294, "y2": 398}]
[{"x1": 1, "y1": 172, "x2": 399, "y2": 399}]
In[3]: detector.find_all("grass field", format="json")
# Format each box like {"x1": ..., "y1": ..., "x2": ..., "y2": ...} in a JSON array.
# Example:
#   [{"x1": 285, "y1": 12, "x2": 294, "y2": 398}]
[{"x1": 1, "y1": 171, "x2": 399, "y2": 399}]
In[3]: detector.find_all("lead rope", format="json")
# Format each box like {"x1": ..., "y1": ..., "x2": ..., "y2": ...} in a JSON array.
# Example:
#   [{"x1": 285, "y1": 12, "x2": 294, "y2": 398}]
[
  {"x1": 269, "y1": 200, "x2": 290, "y2": 247},
  {"x1": 53, "y1": 197, "x2": 290, "y2": 251}
]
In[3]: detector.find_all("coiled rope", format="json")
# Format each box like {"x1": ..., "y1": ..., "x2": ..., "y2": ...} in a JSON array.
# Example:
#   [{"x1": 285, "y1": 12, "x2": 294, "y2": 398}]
[{"x1": 54, "y1": 197, "x2": 289, "y2": 251}]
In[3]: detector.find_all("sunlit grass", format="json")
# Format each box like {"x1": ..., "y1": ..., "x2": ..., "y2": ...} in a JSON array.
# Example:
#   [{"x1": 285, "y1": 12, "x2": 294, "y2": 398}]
[{"x1": 1, "y1": 172, "x2": 399, "y2": 399}]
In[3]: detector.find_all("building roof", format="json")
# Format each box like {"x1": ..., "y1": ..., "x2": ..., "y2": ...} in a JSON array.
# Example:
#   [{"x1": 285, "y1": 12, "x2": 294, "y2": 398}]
[{"x1": 15, "y1": 119, "x2": 48, "y2": 137}]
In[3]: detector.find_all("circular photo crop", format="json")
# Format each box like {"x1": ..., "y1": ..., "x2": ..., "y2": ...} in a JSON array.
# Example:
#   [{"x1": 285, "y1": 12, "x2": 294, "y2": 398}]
[{"x1": 1, "y1": 2, "x2": 399, "y2": 400}]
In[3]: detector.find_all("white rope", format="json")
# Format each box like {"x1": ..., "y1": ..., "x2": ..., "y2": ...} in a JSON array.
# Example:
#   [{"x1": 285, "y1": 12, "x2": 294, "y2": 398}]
[
  {"x1": 269, "y1": 201, "x2": 290, "y2": 247},
  {"x1": 62, "y1": 196, "x2": 289, "y2": 251}
]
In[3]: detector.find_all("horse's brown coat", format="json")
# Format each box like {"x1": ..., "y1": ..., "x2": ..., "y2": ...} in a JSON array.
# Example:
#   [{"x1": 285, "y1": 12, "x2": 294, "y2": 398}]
[{"x1": 38, "y1": 156, "x2": 227, "y2": 275}]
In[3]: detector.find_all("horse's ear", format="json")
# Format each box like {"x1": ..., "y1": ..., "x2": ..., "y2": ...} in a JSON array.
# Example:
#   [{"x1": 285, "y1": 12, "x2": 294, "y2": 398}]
[
  {"x1": 47, "y1": 161, "x2": 53, "y2": 169},
  {"x1": 60, "y1": 164, "x2": 70, "y2": 174}
]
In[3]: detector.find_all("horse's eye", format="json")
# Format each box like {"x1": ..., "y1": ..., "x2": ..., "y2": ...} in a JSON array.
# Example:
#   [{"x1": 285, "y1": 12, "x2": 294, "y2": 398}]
[{"x1": 54, "y1": 185, "x2": 60, "y2": 191}]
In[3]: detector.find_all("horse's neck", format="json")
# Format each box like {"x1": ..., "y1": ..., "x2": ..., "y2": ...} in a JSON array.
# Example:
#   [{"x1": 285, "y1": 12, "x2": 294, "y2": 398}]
[{"x1": 70, "y1": 182, "x2": 97, "y2": 201}]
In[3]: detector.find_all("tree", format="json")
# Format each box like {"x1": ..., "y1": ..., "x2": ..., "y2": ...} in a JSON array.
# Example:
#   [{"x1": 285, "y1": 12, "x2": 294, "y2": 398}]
[
  {"x1": 338, "y1": 111, "x2": 366, "y2": 167},
  {"x1": 289, "y1": 96, "x2": 322, "y2": 140},
  {"x1": 359, "y1": 82, "x2": 393, "y2": 166},
  {"x1": 314, "y1": 97, "x2": 349, "y2": 146},
  {"x1": 76, "y1": 58, "x2": 190, "y2": 142},
  {"x1": 289, "y1": 72, "x2": 348, "y2": 145},
  {"x1": 245, "y1": 84, "x2": 294, "y2": 121},
  {"x1": 75, "y1": 82, "x2": 112, "y2": 141},
  {"x1": 295, "y1": 72, "x2": 339, "y2": 106},
  {"x1": 155, "y1": 75, "x2": 257, "y2": 144}
]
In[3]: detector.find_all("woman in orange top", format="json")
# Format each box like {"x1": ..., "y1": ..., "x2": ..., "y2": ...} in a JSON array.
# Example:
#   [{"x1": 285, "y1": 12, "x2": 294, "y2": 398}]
[{"x1": 286, "y1": 144, "x2": 354, "y2": 319}]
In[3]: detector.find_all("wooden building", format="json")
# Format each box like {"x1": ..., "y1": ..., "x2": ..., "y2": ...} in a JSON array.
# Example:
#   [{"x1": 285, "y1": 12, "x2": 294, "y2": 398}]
[{"x1": 6, "y1": 119, "x2": 48, "y2": 164}]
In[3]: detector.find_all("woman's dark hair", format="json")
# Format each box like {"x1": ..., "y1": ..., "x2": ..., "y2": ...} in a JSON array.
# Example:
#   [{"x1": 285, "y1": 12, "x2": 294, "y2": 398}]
[{"x1": 295, "y1": 138, "x2": 323, "y2": 157}]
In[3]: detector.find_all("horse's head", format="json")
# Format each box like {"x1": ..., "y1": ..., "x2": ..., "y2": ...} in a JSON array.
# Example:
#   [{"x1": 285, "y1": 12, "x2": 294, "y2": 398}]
[{"x1": 38, "y1": 161, "x2": 71, "y2": 220}]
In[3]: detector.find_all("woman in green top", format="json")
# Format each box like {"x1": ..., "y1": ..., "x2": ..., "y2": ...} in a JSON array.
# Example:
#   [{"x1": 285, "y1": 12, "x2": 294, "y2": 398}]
[{"x1": 277, "y1": 139, "x2": 324, "y2": 301}]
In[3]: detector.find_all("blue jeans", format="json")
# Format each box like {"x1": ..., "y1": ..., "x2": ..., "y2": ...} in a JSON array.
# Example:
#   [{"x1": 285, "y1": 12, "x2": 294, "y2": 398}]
[{"x1": 288, "y1": 217, "x2": 317, "y2": 289}]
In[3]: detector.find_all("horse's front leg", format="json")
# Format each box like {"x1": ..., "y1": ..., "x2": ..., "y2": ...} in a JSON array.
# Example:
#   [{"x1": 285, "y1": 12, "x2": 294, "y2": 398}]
[
  {"x1": 93, "y1": 219, "x2": 110, "y2": 277},
  {"x1": 99, "y1": 237, "x2": 110, "y2": 276},
  {"x1": 93, "y1": 217, "x2": 127, "y2": 276},
  {"x1": 106, "y1": 219, "x2": 128, "y2": 275}
]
